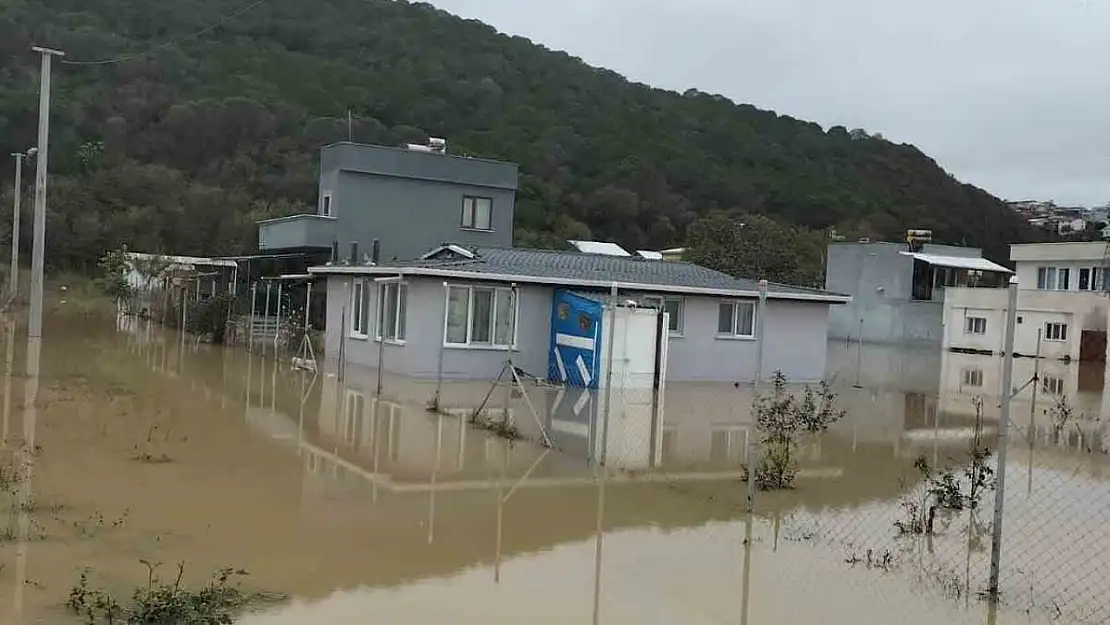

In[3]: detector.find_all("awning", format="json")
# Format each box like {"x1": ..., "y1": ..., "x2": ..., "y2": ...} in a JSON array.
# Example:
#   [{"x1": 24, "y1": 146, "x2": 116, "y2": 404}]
[{"x1": 900, "y1": 252, "x2": 1013, "y2": 273}]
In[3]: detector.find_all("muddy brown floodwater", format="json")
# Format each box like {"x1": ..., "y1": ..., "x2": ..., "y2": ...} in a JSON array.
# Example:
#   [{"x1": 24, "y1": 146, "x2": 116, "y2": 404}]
[{"x1": 0, "y1": 312, "x2": 1106, "y2": 624}]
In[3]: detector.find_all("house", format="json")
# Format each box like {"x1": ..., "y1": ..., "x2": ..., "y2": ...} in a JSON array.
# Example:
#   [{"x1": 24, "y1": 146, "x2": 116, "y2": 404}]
[
  {"x1": 825, "y1": 236, "x2": 1012, "y2": 344},
  {"x1": 308, "y1": 244, "x2": 851, "y2": 385},
  {"x1": 942, "y1": 242, "x2": 1110, "y2": 362},
  {"x1": 255, "y1": 140, "x2": 518, "y2": 262}
]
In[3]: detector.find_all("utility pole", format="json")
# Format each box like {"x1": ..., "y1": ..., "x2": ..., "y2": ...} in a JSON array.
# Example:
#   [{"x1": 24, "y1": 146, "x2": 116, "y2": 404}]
[
  {"x1": 27, "y1": 46, "x2": 63, "y2": 344},
  {"x1": 9, "y1": 148, "x2": 36, "y2": 300}
]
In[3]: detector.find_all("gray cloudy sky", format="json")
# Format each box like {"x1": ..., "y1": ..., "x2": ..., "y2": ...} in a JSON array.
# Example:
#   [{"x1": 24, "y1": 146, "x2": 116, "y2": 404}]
[{"x1": 427, "y1": 0, "x2": 1110, "y2": 207}]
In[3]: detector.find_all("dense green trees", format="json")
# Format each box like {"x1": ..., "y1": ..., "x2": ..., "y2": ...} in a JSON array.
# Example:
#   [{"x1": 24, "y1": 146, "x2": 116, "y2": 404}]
[{"x1": 0, "y1": 0, "x2": 1040, "y2": 276}]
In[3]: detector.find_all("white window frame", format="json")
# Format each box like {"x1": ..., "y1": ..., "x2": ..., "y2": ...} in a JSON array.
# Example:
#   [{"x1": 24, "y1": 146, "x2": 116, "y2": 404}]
[
  {"x1": 1044, "y1": 321, "x2": 1068, "y2": 342},
  {"x1": 1080, "y1": 266, "x2": 1104, "y2": 291},
  {"x1": 375, "y1": 280, "x2": 407, "y2": 344},
  {"x1": 349, "y1": 279, "x2": 370, "y2": 339},
  {"x1": 716, "y1": 300, "x2": 757, "y2": 339},
  {"x1": 1036, "y1": 266, "x2": 1069, "y2": 291},
  {"x1": 961, "y1": 368, "x2": 983, "y2": 388},
  {"x1": 321, "y1": 194, "x2": 332, "y2": 217},
  {"x1": 443, "y1": 283, "x2": 518, "y2": 349},
  {"x1": 963, "y1": 315, "x2": 987, "y2": 335},
  {"x1": 642, "y1": 295, "x2": 684, "y2": 336},
  {"x1": 1041, "y1": 375, "x2": 1065, "y2": 395},
  {"x1": 460, "y1": 196, "x2": 493, "y2": 231},
  {"x1": 343, "y1": 389, "x2": 365, "y2": 446}
]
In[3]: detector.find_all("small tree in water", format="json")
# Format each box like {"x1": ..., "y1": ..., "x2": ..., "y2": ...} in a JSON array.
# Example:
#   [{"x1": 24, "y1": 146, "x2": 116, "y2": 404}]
[{"x1": 752, "y1": 371, "x2": 846, "y2": 490}]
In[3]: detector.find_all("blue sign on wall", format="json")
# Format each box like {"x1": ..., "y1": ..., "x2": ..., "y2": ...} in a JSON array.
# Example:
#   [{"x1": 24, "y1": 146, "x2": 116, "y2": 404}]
[{"x1": 548, "y1": 290, "x2": 603, "y2": 389}]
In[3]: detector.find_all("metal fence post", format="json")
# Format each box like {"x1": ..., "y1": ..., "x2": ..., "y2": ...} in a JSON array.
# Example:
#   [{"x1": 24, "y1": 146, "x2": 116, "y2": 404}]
[
  {"x1": 600, "y1": 283, "x2": 619, "y2": 466},
  {"x1": 988, "y1": 276, "x2": 1019, "y2": 600}
]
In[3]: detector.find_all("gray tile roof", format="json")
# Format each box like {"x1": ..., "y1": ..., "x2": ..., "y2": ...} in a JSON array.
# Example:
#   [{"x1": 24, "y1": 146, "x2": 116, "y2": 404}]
[{"x1": 337, "y1": 244, "x2": 848, "y2": 301}]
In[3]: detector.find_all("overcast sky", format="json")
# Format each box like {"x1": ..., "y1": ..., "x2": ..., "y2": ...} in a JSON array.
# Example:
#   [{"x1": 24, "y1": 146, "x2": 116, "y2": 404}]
[{"x1": 427, "y1": 0, "x2": 1110, "y2": 207}]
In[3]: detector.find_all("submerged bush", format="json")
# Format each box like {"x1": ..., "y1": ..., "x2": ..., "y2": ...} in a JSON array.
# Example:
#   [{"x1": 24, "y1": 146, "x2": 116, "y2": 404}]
[
  {"x1": 67, "y1": 562, "x2": 284, "y2": 625},
  {"x1": 751, "y1": 371, "x2": 846, "y2": 490}
]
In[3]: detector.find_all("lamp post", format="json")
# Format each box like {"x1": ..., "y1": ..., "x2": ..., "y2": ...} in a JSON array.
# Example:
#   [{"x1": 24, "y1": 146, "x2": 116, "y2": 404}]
[{"x1": 9, "y1": 148, "x2": 37, "y2": 300}]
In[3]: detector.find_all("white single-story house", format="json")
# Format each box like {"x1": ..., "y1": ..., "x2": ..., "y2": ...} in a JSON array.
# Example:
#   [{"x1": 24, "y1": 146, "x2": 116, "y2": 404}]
[{"x1": 308, "y1": 244, "x2": 851, "y2": 384}]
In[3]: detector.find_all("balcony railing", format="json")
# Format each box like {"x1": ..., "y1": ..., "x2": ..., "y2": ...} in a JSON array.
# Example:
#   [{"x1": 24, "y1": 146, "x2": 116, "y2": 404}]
[{"x1": 257, "y1": 214, "x2": 337, "y2": 251}]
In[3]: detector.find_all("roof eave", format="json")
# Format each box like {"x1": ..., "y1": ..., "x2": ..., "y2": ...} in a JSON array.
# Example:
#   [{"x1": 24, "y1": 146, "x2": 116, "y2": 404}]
[{"x1": 308, "y1": 265, "x2": 852, "y2": 304}]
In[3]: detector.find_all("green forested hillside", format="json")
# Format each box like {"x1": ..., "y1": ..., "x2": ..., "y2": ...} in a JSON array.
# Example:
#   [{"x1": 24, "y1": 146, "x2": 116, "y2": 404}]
[{"x1": 0, "y1": 0, "x2": 1038, "y2": 273}]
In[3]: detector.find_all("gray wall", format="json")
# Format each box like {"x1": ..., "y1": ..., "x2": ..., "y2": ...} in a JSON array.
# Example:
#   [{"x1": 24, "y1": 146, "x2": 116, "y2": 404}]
[
  {"x1": 826, "y1": 241, "x2": 967, "y2": 344},
  {"x1": 325, "y1": 275, "x2": 835, "y2": 384},
  {"x1": 319, "y1": 142, "x2": 518, "y2": 261}
]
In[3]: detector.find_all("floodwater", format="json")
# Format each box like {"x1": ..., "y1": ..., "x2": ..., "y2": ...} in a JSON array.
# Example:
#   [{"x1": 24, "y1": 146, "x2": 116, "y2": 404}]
[{"x1": 0, "y1": 311, "x2": 1107, "y2": 624}]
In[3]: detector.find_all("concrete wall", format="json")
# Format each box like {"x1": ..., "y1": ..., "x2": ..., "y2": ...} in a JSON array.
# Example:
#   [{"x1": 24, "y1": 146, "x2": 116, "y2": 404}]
[
  {"x1": 324, "y1": 275, "x2": 835, "y2": 384},
  {"x1": 942, "y1": 287, "x2": 1108, "y2": 360},
  {"x1": 317, "y1": 142, "x2": 518, "y2": 261},
  {"x1": 1014, "y1": 260, "x2": 1107, "y2": 292},
  {"x1": 826, "y1": 241, "x2": 996, "y2": 344},
  {"x1": 1010, "y1": 242, "x2": 1106, "y2": 264}
]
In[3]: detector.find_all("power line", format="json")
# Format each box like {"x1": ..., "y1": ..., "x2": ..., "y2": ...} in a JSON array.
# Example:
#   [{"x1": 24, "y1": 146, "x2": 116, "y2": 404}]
[{"x1": 61, "y1": 0, "x2": 271, "y2": 66}]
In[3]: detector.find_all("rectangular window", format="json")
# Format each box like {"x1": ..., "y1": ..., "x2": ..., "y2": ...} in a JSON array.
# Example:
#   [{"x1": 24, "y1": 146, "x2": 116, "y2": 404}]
[
  {"x1": 321, "y1": 194, "x2": 332, "y2": 217},
  {"x1": 643, "y1": 295, "x2": 684, "y2": 334},
  {"x1": 1044, "y1": 321, "x2": 1068, "y2": 342},
  {"x1": 961, "y1": 368, "x2": 983, "y2": 387},
  {"x1": 1058, "y1": 268, "x2": 1070, "y2": 290},
  {"x1": 1041, "y1": 375, "x2": 1065, "y2": 395},
  {"x1": 716, "y1": 300, "x2": 756, "y2": 338},
  {"x1": 461, "y1": 196, "x2": 493, "y2": 230},
  {"x1": 350, "y1": 279, "x2": 370, "y2": 338},
  {"x1": 964, "y1": 316, "x2": 987, "y2": 335},
  {"x1": 375, "y1": 282, "x2": 407, "y2": 342},
  {"x1": 444, "y1": 284, "x2": 517, "y2": 348},
  {"x1": 1080, "y1": 268, "x2": 1090, "y2": 290},
  {"x1": 343, "y1": 390, "x2": 364, "y2": 446}
]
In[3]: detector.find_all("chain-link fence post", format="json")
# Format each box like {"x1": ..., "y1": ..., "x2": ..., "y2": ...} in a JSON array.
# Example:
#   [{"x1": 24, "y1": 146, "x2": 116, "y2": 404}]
[{"x1": 988, "y1": 276, "x2": 1018, "y2": 599}]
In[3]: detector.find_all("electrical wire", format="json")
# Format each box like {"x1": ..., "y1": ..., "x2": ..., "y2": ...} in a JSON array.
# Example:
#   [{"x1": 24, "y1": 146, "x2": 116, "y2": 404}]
[{"x1": 61, "y1": 0, "x2": 271, "y2": 66}]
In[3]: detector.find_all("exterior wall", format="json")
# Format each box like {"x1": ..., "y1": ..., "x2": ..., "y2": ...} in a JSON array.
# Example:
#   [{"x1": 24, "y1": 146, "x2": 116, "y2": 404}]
[
  {"x1": 321, "y1": 142, "x2": 518, "y2": 262},
  {"x1": 324, "y1": 275, "x2": 836, "y2": 385},
  {"x1": 1014, "y1": 260, "x2": 1108, "y2": 292},
  {"x1": 942, "y1": 287, "x2": 1108, "y2": 361},
  {"x1": 826, "y1": 242, "x2": 938, "y2": 343},
  {"x1": 826, "y1": 241, "x2": 998, "y2": 344},
  {"x1": 1010, "y1": 242, "x2": 1106, "y2": 264},
  {"x1": 258, "y1": 214, "x2": 337, "y2": 250}
]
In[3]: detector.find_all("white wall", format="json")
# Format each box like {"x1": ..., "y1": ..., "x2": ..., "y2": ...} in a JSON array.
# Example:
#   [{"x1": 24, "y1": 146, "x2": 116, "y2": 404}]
[
  {"x1": 1014, "y1": 260, "x2": 1107, "y2": 292},
  {"x1": 943, "y1": 288, "x2": 1108, "y2": 360}
]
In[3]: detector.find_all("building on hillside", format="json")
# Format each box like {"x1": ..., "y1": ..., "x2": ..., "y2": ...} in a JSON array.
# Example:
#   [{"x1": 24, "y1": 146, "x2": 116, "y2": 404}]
[
  {"x1": 824, "y1": 233, "x2": 1012, "y2": 345},
  {"x1": 256, "y1": 139, "x2": 519, "y2": 262},
  {"x1": 309, "y1": 243, "x2": 850, "y2": 385},
  {"x1": 942, "y1": 242, "x2": 1110, "y2": 362}
]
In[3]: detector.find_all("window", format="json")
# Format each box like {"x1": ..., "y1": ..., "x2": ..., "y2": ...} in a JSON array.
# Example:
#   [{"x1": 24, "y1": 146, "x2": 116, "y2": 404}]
[
  {"x1": 717, "y1": 300, "x2": 756, "y2": 338},
  {"x1": 349, "y1": 279, "x2": 370, "y2": 338},
  {"x1": 1036, "y1": 266, "x2": 1069, "y2": 290},
  {"x1": 964, "y1": 316, "x2": 987, "y2": 335},
  {"x1": 1080, "y1": 267, "x2": 1104, "y2": 291},
  {"x1": 343, "y1": 390, "x2": 365, "y2": 446},
  {"x1": 1041, "y1": 375, "x2": 1064, "y2": 396},
  {"x1": 321, "y1": 194, "x2": 332, "y2": 217},
  {"x1": 461, "y1": 196, "x2": 493, "y2": 230},
  {"x1": 375, "y1": 282, "x2": 407, "y2": 342},
  {"x1": 1044, "y1": 321, "x2": 1068, "y2": 342},
  {"x1": 643, "y1": 295, "x2": 684, "y2": 334},
  {"x1": 961, "y1": 368, "x2": 983, "y2": 387},
  {"x1": 444, "y1": 284, "x2": 517, "y2": 348}
]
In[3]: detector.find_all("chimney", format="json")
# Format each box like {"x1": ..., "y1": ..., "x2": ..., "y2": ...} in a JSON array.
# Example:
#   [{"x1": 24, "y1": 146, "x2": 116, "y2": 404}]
[
  {"x1": 371, "y1": 239, "x2": 380, "y2": 264},
  {"x1": 350, "y1": 241, "x2": 359, "y2": 265}
]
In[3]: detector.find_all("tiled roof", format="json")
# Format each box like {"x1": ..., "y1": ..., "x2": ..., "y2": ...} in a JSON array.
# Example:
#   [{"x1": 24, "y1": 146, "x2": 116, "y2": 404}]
[{"x1": 313, "y1": 244, "x2": 849, "y2": 302}]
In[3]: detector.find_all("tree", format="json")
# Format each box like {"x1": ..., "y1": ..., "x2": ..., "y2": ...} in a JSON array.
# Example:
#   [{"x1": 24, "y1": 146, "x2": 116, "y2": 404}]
[{"x1": 684, "y1": 212, "x2": 825, "y2": 286}]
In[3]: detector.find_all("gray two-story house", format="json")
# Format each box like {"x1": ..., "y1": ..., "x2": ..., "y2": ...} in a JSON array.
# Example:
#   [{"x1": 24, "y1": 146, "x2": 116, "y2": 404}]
[
  {"x1": 826, "y1": 240, "x2": 1011, "y2": 344},
  {"x1": 257, "y1": 141, "x2": 518, "y2": 261}
]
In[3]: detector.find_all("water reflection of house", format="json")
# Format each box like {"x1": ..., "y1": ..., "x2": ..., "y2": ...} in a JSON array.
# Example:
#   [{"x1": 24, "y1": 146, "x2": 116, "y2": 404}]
[{"x1": 938, "y1": 351, "x2": 1109, "y2": 456}]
